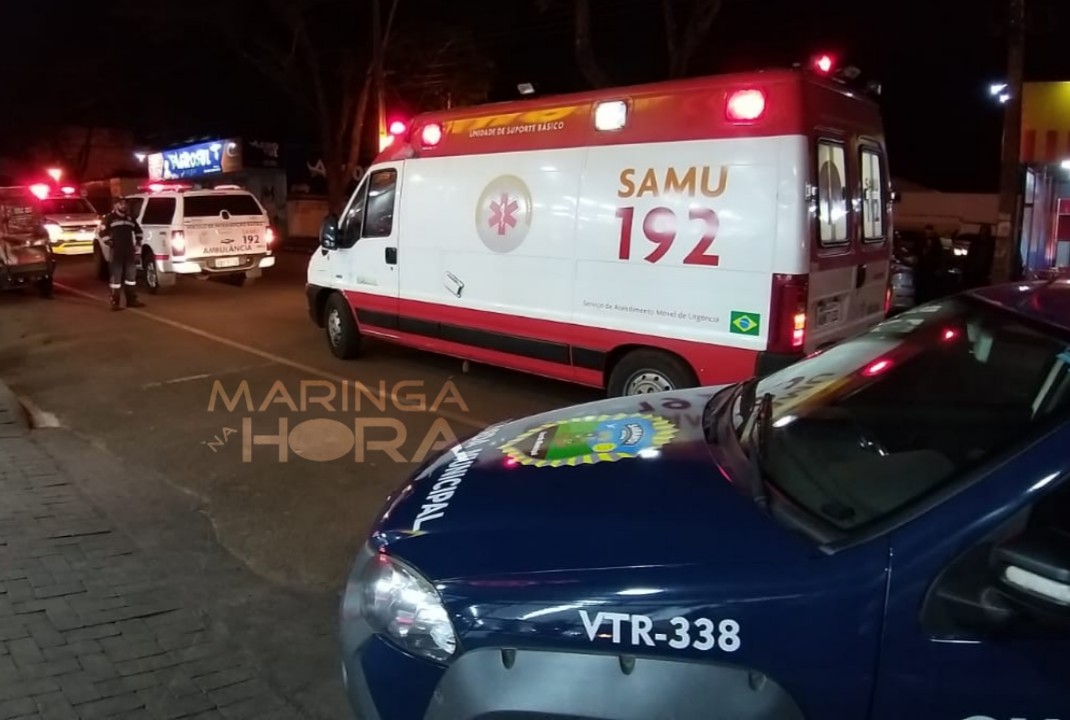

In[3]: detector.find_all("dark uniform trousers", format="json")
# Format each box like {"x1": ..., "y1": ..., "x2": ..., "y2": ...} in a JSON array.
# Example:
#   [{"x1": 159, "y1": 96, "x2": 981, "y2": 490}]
[{"x1": 99, "y1": 213, "x2": 143, "y2": 306}]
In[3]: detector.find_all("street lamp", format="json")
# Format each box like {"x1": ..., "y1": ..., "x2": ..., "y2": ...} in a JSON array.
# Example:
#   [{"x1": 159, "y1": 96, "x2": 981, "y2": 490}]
[
  {"x1": 990, "y1": 82, "x2": 1008, "y2": 96},
  {"x1": 46, "y1": 167, "x2": 62, "y2": 183}
]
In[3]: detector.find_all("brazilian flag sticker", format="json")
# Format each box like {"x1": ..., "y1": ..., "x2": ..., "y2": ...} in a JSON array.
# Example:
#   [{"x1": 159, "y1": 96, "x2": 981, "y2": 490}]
[{"x1": 730, "y1": 311, "x2": 761, "y2": 336}]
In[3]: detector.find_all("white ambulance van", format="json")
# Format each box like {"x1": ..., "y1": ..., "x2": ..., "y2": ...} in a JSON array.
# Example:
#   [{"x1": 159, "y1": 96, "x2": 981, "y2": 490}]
[{"x1": 306, "y1": 64, "x2": 892, "y2": 396}]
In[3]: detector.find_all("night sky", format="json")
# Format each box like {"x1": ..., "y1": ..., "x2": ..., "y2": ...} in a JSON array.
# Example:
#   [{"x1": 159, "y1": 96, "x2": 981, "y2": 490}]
[{"x1": 3, "y1": 0, "x2": 1069, "y2": 192}]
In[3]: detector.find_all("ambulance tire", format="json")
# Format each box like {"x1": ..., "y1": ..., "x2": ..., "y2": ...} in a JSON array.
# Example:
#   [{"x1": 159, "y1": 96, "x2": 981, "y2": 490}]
[
  {"x1": 142, "y1": 253, "x2": 163, "y2": 294},
  {"x1": 325, "y1": 293, "x2": 362, "y2": 360},
  {"x1": 607, "y1": 350, "x2": 698, "y2": 397}
]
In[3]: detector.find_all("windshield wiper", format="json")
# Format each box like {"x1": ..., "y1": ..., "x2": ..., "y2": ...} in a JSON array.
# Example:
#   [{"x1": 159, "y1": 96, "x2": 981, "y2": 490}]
[
  {"x1": 701, "y1": 383, "x2": 741, "y2": 444},
  {"x1": 743, "y1": 392, "x2": 774, "y2": 509}
]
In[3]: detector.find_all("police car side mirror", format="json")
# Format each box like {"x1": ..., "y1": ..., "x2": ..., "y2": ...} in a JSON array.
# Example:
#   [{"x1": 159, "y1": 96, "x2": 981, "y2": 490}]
[
  {"x1": 320, "y1": 214, "x2": 339, "y2": 251},
  {"x1": 993, "y1": 532, "x2": 1070, "y2": 628}
]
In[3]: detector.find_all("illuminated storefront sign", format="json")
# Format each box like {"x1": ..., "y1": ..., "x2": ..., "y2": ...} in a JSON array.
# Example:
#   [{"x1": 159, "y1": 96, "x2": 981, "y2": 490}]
[{"x1": 147, "y1": 139, "x2": 242, "y2": 180}]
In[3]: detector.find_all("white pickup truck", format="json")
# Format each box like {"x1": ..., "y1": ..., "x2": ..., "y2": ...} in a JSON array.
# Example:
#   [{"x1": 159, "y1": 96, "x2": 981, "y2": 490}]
[{"x1": 94, "y1": 184, "x2": 276, "y2": 292}]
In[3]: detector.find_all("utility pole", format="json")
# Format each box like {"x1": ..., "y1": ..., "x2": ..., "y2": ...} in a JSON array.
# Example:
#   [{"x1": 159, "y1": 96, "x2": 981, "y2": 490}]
[
  {"x1": 992, "y1": 0, "x2": 1026, "y2": 284},
  {"x1": 373, "y1": 0, "x2": 386, "y2": 141}
]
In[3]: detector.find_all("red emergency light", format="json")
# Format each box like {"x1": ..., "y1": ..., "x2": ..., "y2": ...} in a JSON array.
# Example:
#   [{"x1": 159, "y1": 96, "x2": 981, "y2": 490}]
[
  {"x1": 60, "y1": 186, "x2": 76, "y2": 195},
  {"x1": 726, "y1": 89, "x2": 767, "y2": 123},
  {"x1": 420, "y1": 123, "x2": 443, "y2": 147},
  {"x1": 862, "y1": 358, "x2": 893, "y2": 377},
  {"x1": 140, "y1": 181, "x2": 194, "y2": 193},
  {"x1": 389, "y1": 120, "x2": 407, "y2": 136},
  {"x1": 812, "y1": 54, "x2": 835, "y2": 75},
  {"x1": 29, "y1": 183, "x2": 51, "y2": 200}
]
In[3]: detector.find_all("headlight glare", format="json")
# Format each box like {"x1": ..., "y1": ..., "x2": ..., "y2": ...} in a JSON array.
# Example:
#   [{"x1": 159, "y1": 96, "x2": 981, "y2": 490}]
[
  {"x1": 44, "y1": 223, "x2": 62, "y2": 241},
  {"x1": 361, "y1": 553, "x2": 457, "y2": 663}
]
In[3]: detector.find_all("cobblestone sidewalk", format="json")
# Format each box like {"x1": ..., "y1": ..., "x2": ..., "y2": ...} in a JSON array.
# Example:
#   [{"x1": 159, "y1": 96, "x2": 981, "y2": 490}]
[{"x1": 0, "y1": 401, "x2": 321, "y2": 718}]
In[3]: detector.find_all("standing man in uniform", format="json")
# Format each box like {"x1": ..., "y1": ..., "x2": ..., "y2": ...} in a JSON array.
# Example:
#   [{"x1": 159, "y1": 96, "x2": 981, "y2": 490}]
[{"x1": 99, "y1": 197, "x2": 145, "y2": 311}]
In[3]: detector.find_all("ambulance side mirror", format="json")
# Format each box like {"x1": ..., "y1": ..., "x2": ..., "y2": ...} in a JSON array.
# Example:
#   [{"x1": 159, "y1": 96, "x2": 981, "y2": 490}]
[{"x1": 320, "y1": 213, "x2": 339, "y2": 251}]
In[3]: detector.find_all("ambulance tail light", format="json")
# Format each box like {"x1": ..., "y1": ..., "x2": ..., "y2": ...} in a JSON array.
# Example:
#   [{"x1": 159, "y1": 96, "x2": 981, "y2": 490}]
[
  {"x1": 170, "y1": 230, "x2": 186, "y2": 257},
  {"x1": 769, "y1": 274, "x2": 809, "y2": 354},
  {"x1": 726, "y1": 89, "x2": 767, "y2": 123}
]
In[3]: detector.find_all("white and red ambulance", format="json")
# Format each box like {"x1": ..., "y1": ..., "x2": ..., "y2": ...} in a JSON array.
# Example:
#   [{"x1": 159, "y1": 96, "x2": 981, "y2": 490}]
[{"x1": 306, "y1": 63, "x2": 893, "y2": 396}]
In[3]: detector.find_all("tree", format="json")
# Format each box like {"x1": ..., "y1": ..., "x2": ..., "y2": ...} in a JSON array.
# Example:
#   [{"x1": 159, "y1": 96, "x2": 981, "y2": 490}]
[
  {"x1": 128, "y1": 0, "x2": 399, "y2": 211},
  {"x1": 539, "y1": 0, "x2": 738, "y2": 87},
  {"x1": 221, "y1": 0, "x2": 400, "y2": 211},
  {"x1": 387, "y1": 26, "x2": 495, "y2": 112}
]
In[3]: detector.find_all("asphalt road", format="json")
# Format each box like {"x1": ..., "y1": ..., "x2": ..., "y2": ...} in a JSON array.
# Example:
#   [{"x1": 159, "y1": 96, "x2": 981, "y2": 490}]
[{"x1": 0, "y1": 249, "x2": 598, "y2": 593}]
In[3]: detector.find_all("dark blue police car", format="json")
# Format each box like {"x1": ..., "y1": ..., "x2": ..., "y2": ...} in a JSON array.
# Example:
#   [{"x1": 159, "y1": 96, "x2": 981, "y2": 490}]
[{"x1": 341, "y1": 281, "x2": 1070, "y2": 720}]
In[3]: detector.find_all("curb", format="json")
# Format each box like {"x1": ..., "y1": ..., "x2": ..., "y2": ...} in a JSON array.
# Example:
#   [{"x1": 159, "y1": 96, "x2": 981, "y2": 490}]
[{"x1": 0, "y1": 380, "x2": 30, "y2": 435}]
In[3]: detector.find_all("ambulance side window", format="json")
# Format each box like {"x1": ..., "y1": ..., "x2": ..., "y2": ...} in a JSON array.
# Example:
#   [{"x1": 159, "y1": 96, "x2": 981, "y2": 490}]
[
  {"x1": 362, "y1": 169, "x2": 398, "y2": 239},
  {"x1": 817, "y1": 141, "x2": 849, "y2": 246},
  {"x1": 339, "y1": 184, "x2": 368, "y2": 248},
  {"x1": 127, "y1": 198, "x2": 144, "y2": 221},
  {"x1": 860, "y1": 148, "x2": 886, "y2": 242},
  {"x1": 141, "y1": 197, "x2": 176, "y2": 226}
]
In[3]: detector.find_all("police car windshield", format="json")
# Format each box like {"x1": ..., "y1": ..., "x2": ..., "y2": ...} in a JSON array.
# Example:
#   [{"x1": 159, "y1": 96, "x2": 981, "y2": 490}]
[
  {"x1": 738, "y1": 298, "x2": 1070, "y2": 532},
  {"x1": 183, "y1": 194, "x2": 262, "y2": 218},
  {"x1": 39, "y1": 198, "x2": 95, "y2": 215}
]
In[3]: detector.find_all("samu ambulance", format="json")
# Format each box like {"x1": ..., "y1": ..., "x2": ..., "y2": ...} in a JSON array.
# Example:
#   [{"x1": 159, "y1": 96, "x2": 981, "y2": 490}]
[{"x1": 307, "y1": 61, "x2": 892, "y2": 396}]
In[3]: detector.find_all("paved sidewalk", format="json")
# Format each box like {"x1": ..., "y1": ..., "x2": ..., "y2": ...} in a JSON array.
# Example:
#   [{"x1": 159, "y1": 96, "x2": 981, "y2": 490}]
[{"x1": 0, "y1": 388, "x2": 349, "y2": 719}]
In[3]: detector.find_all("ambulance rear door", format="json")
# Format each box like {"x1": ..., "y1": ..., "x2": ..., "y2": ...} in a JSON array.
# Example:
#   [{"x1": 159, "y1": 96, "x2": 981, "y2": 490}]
[{"x1": 807, "y1": 132, "x2": 890, "y2": 353}]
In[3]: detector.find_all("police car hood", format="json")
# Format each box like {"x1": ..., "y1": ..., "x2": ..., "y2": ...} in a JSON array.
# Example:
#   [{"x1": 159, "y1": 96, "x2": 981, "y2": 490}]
[{"x1": 370, "y1": 388, "x2": 813, "y2": 580}]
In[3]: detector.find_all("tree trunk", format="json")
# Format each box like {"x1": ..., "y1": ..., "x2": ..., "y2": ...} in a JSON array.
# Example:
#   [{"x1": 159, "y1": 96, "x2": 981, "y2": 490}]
[
  {"x1": 343, "y1": 70, "x2": 375, "y2": 198},
  {"x1": 325, "y1": 144, "x2": 349, "y2": 214},
  {"x1": 574, "y1": 0, "x2": 612, "y2": 88}
]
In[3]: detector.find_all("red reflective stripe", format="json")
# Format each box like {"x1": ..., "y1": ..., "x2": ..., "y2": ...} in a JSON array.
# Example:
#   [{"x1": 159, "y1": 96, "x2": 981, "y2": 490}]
[
  {"x1": 344, "y1": 291, "x2": 758, "y2": 387},
  {"x1": 154, "y1": 254, "x2": 169, "y2": 260},
  {"x1": 382, "y1": 71, "x2": 822, "y2": 161}
]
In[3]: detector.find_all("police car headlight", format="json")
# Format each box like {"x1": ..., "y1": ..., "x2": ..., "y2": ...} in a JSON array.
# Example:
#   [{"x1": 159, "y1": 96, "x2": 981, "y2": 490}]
[{"x1": 360, "y1": 553, "x2": 457, "y2": 663}]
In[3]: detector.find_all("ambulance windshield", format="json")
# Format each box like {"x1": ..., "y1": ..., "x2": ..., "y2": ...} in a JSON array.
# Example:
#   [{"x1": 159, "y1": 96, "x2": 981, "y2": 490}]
[{"x1": 737, "y1": 298, "x2": 1070, "y2": 532}]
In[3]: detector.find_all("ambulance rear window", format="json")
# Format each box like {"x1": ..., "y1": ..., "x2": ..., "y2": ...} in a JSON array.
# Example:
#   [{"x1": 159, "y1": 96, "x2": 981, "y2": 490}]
[
  {"x1": 817, "y1": 141, "x2": 848, "y2": 246},
  {"x1": 184, "y1": 194, "x2": 263, "y2": 218},
  {"x1": 860, "y1": 148, "x2": 886, "y2": 242}
]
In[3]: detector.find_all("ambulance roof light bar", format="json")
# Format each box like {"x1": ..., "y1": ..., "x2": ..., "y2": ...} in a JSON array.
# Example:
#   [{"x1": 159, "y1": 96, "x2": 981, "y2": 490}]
[
  {"x1": 594, "y1": 100, "x2": 628, "y2": 131},
  {"x1": 29, "y1": 184, "x2": 51, "y2": 200},
  {"x1": 726, "y1": 89, "x2": 767, "y2": 123},
  {"x1": 141, "y1": 182, "x2": 195, "y2": 193},
  {"x1": 420, "y1": 123, "x2": 443, "y2": 148}
]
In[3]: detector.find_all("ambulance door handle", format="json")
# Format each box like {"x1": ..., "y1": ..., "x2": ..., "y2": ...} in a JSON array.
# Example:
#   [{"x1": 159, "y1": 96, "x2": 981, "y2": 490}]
[
  {"x1": 856, "y1": 264, "x2": 867, "y2": 289},
  {"x1": 385, "y1": 247, "x2": 397, "y2": 265}
]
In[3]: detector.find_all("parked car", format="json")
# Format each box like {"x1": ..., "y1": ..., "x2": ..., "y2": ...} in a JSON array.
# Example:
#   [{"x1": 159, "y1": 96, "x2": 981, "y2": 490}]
[
  {"x1": 340, "y1": 280, "x2": 1070, "y2": 719},
  {"x1": 0, "y1": 187, "x2": 55, "y2": 297}
]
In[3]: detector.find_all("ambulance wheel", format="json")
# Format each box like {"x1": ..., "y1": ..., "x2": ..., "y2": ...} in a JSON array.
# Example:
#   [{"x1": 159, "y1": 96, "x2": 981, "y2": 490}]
[
  {"x1": 325, "y1": 293, "x2": 361, "y2": 359},
  {"x1": 94, "y1": 243, "x2": 109, "y2": 282},
  {"x1": 143, "y1": 253, "x2": 162, "y2": 294},
  {"x1": 607, "y1": 350, "x2": 698, "y2": 397}
]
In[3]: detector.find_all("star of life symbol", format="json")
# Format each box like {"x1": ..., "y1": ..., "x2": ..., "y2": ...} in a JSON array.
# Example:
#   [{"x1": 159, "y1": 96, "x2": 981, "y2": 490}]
[
  {"x1": 489, "y1": 193, "x2": 519, "y2": 236},
  {"x1": 475, "y1": 175, "x2": 532, "y2": 253}
]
